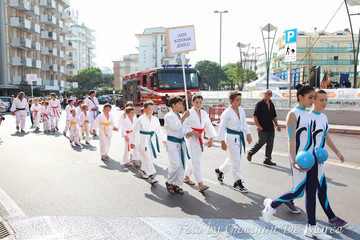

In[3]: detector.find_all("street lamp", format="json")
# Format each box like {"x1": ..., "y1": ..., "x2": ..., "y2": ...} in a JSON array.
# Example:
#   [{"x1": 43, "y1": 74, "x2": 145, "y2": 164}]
[
  {"x1": 236, "y1": 42, "x2": 250, "y2": 91},
  {"x1": 214, "y1": 10, "x2": 228, "y2": 90},
  {"x1": 344, "y1": 0, "x2": 360, "y2": 88},
  {"x1": 252, "y1": 46, "x2": 260, "y2": 76},
  {"x1": 261, "y1": 23, "x2": 277, "y2": 89}
]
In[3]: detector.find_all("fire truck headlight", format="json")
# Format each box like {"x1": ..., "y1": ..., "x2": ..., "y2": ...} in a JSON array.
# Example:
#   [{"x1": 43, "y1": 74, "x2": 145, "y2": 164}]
[{"x1": 161, "y1": 107, "x2": 169, "y2": 113}]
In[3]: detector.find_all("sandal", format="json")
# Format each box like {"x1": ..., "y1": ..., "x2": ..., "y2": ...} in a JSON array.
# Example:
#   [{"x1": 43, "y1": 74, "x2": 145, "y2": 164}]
[
  {"x1": 173, "y1": 185, "x2": 184, "y2": 194},
  {"x1": 183, "y1": 180, "x2": 195, "y2": 186},
  {"x1": 132, "y1": 160, "x2": 140, "y2": 167},
  {"x1": 199, "y1": 185, "x2": 209, "y2": 193},
  {"x1": 166, "y1": 182, "x2": 175, "y2": 194},
  {"x1": 101, "y1": 155, "x2": 106, "y2": 161},
  {"x1": 125, "y1": 163, "x2": 132, "y2": 166}
]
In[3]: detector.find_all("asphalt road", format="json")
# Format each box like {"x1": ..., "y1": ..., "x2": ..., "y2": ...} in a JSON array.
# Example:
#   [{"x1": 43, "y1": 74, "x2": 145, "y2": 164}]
[{"x1": 0, "y1": 106, "x2": 359, "y2": 239}]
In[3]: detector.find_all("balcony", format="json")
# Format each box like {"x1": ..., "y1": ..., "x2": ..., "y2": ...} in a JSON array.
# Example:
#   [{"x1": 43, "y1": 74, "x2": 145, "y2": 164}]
[
  {"x1": 285, "y1": 59, "x2": 359, "y2": 66},
  {"x1": 297, "y1": 47, "x2": 355, "y2": 54},
  {"x1": 10, "y1": 17, "x2": 31, "y2": 30},
  {"x1": 32, "y1": 60, "x2": 41, "y2": 69},
  {"x1": 57, "y1": 5, "x2": 63, "y2": 13},
  {"x1": 12, "y1": 57, "x2": 32, "y2": 67},
  {"x1": 62, "y1": 11, "x2": 76, "y2": 23},
  {"x1": 40, "y1": 14, "x2": 57, "y2": 26},
  {"x1": 42, "y1": 63, "x2": 51, "y2": 71},
  {"x1": 51, "y1": 48, "x2": 58, "y2": 56},
  {"x1": 58, "y1": 35, "x2": 64, "y2": 44},
  {"x1": 27, "y1": 5, "x2": 40, "y2": 16},
  {"x1": 60, "y1": 66, "x2": 65, "y2": 73},
  {"x1": 40, "y1": 31, "x2": 57, "y2": 41},
  {"x1": 51, "y1": 64, "x2": 58, "y2": 72},
  {"x1": 12, "y1": 76, "x2": 23, "y2": 84},
  {"x1": 63, "y1": 40, "x2": 75, "y2": 49},
  {"x1": 9, "y1": 0, "x2": 30, "y2": 10},
  {"x1": 30, "y1": 23, "x2": 40, "y2": 34},
  {"x1": 31, "y1": 41, "x2": 41, "y2": 51},
  {"x1": 62, "y1": 26, "x2": 73, "y2": 35},
  {"x1": 59, "y1": 0, "x2": 70, "y2": 8},
  {"x1": 59, "y1": 50, "x2": 64, "y2": 58},
  {"x1": 43, "y1": 79, "x2": 51, "y2": 86},
  {"x1": 57, "y1": 19, "x2": 63, "y2": 28},
  {"x1": 41, "y1": 47, "x2": 50, "y2": 55},
  {"x1": 40, "y1": 0, "x2": 56, "y2": 10},
  {"x1": 53, "y1": 80, "x2": 59, "y2": 86},
  {"x1": 11, "y1": 37, "x2": 32, "y2": 49}
]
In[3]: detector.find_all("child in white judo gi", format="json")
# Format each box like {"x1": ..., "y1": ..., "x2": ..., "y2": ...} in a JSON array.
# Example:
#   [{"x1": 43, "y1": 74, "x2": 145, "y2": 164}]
[
  {"x1": 49, "y1": 93, "x2": 61, "y2": 132},
  {"x1": 92, "y1": 104, "x2": 118, "y2": 160},
  {"x1": 183, "y1": 95, "x2": 217, "y2": 193},
  {"x1": 10, "y1": 91, "x2": 29, "y2": 132},
  {"x1": 164, "y1": 96, "x2": 192, "y2": 194},
  {"x1": 118, "y1": 101, "x2": 136, "y2": 130},
  {"x1": 215, "y1": 91, "x2": 252, "y2": 193},
  {"x1": 79, "y1": 104, "x2": 91, "y2": 144},
  {"x1": 122, "y1": 107, "x2": 140, "y2": 167},
  {"x1": 63, "y1": 99, "x2": 74, "y2": 136},
  {"x1": 68, "y1": 108, "x2": 80, "y2": 145},
  {"x1": 42, "y1": 101, "x2": 51, "y2": 132},
  {"x1": 76, "y1": 100, "x2": 83, "y2": 116},
  {"x1": 30, "y1": 98, "x2": 42, "y2": 131},
  {"x1": 130, "y1": 101, "x2": 166, "y2": 184}
]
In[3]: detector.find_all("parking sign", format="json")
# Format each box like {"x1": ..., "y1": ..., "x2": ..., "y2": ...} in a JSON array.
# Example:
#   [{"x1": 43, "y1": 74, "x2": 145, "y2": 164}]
[{"x1": 284, "y1": 29, "x2": 297, "y2": 62}]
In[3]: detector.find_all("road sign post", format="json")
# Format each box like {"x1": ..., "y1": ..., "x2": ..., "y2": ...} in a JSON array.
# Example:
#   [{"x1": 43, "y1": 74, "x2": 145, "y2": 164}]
[
  {"x1": 26, "y1": 74, "x2": 37, "y2": 99},
  {"x1": 165, "y1": 25, "x2": 196, "y2": 110},
  {"x1": 285, "y1": 29, "x2": 297, "y2": 107}
]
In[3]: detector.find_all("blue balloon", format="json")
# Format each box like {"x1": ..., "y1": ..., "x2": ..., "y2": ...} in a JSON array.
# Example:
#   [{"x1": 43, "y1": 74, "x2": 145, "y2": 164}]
[
  {"x1": 315, "y1": 148, "x2": 328, "y2": 163},
  {"x1": 296, "y1": 151, "x2": 315, "y2": 169}
]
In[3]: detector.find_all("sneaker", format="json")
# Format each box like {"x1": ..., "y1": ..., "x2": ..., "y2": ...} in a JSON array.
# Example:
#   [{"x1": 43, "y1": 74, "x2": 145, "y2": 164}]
[
  {"x1": 285, "y1": 201, "x2": 301, "y2": 214},
  {"x1": 148, "y1": 175, "x2": 158, "y2": 184},
  {"x1": 262, "y1": 198, "x2": 276, "y2": 223},
  {"x1": 263, "y1": 160, "x2": 276, "y2": 165},
  {"x1": 215, "y1": 168, "x2": 224, "y2": 183},
  {"x1": 304, "y1": 224, "x2": 332, "y2": 240},
  {"x1": 139, "y1": 170, "x2": 149, "y2": 179},
  {"x1": 233, "y1": 180, "x2": 248, "y2": 193},
  {"x1": 328, "y1": 216, "x2": 350, "y2": 228}
]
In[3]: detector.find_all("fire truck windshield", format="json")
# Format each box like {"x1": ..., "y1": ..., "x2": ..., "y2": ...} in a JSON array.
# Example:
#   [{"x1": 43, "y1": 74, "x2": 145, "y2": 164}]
[{"x1": 158, "y1": 69, "x2": 199, "y2": 90}]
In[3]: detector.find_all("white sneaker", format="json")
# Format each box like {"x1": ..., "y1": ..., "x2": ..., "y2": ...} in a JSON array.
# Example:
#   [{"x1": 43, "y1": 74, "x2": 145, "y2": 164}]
[
  {"x1": 262, "y1": 198, "x2": 276, "y2": 223},
  {"x1": 148, "y1": 175, "x2": 158, "y2": 184},
  {"x1": 304, "y1": 224, "x2": 332, "y2": 240},
  {"x1": 139, "y1": 170, "x2": 148, "y2": 179}
]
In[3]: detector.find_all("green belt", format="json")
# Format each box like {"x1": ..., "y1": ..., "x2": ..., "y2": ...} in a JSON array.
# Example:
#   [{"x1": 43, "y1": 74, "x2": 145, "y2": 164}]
[
  {"x1": 167, "y1": 135, "x2": 191, "y2": 169},
  {"x1": 140, "y1": 130, "x2": 160, "y2": 158},
  {"x1": 226, "y1": 128, "x2": 246, "y2": 154}
]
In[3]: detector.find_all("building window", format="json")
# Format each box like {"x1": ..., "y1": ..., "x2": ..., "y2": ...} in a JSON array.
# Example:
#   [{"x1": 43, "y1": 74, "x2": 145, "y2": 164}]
[
  {"x1": 161, "y1": 35, "x2": 163, "y2": 41},
  {"x1": 161, "y1": 47, "x2": 163, "y2": 53},
  {"x1": 334, "y1": 56, "x2": 339, "y2": 60}
]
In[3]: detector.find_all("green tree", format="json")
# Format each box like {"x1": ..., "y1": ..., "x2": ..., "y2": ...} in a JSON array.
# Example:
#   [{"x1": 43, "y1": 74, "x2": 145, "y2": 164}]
[
  {"x1": 223, "y1": 62, "x2": 257, "y2": 90},
  {"x1": 195, "y1": 60, "x2": 225, "y2": 90},
  {"x1": 75, "y1": 67, "x2": 104, "y2": 92},
  {"x1": 103, "y1": 74, "x2": 114, "y2": 88}
]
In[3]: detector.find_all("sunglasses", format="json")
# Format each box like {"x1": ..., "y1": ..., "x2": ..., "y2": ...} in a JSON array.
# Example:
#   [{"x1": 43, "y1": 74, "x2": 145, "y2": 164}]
[{"x1": 265, "y1": 92, "x2": 272, "y2": 95}]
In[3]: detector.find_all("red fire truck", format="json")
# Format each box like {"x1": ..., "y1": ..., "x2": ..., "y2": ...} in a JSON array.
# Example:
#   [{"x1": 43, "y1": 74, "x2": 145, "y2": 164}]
[{"x1": 122, "y1": 65, "x2": 200, "y2": 122}]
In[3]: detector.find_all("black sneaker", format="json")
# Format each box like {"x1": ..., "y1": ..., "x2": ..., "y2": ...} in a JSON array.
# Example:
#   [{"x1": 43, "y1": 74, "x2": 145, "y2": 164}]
[
  {"x1": 215, "y1": 168, "x2": 224, "y2": 183},
  {"x1": 233, "y1": 180, "x2": 248, "y2": 193}
]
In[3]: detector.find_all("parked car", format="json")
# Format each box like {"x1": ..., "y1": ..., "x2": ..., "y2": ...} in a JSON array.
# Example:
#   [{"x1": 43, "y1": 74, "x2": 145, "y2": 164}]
[
  {"x1": 0, "y1": 96, "x2": 12, "y2": 112},
  {"x1": 98, "y1": 95, "x2": 113, "y2": 104},
  {"x1": 115, "y1": 95, "x2": 124, "y2": 109},
  {"x1": 0, "y1": 99, "x2": 6, "y2": 113}
]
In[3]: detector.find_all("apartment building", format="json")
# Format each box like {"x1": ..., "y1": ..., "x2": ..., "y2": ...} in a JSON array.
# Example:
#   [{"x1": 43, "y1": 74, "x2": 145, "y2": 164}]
[
  {"x1": 135, "y1": 27, "x2": 189, "y2": 71},
  {"x1": 113, "y1": 54, "x2": 139, "y2": 89},
  {"x1": 0, "y1": 0, "x2": 96, "y2": 95}
]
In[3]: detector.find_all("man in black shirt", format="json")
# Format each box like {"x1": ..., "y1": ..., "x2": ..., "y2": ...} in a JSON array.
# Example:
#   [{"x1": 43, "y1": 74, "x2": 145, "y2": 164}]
[{"x1": 247, "y1": 90, "x2": 280, "y2": 165}]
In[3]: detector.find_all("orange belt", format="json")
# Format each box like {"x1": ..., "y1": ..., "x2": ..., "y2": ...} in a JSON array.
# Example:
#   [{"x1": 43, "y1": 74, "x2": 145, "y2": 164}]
[
  {"x1": 126, "y1": 130, "x2": 132, "y2": 151},
  {"x1": 191, "y1": 127, "x2": 205, "y2": 145},
  {"x1": 51, "y1": 106, "x2": 60, "y2": 118}
]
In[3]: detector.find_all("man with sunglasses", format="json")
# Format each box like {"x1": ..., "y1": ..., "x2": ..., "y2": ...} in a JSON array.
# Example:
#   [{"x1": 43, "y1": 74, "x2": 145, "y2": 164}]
[{"x1": 247, "y1": 90, "x2": 280, "y2": 165}]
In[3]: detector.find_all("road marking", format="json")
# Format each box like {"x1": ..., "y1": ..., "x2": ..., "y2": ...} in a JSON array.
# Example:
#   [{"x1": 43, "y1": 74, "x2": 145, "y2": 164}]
[{"x1": 0, "y1": 188, "x2": 25, "y2": 217}]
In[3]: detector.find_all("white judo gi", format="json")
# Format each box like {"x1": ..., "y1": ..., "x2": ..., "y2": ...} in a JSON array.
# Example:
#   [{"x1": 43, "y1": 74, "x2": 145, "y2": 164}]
[
  {"x1": 10, "y1": 98, "x2": 29, "y2": 130},
  {"x1": 85, "y1": 96, "x2": 99, "y2": 132},
  {"x1": 49, "y1": 99, "x2": 61, "y2": 130},
  {"x1": 217, "y1": 107, "x2": 251, "y2": 182},
  {"x1": 122, "y1": 117, "x2": 139, "y2": 164},
  {"x1": 79, "y1": 111, "x2": 91, "y2": 142},
  {"x1": 130, "y1": 114, "x2": 166, "y2": 176},
  {"x1": 68, "y1": 115, "x2": 80, "y2": 144},
  {"x1": 185, "y1": 108, "x2": 217, "y2": 183},
  {"x1": 93, "y1": 113, "x2": 116, "y2": 156},
  {"x1": 164, "y1": 110, "x2": 190, "y2": 187},
  {"x1": 118, "y1": 111, "x2": 137, "y2": 129},
  {"x1": 30, "y1": 104, "x2": 42, "y2": 129},
  {"x1": 63, "y1": 104, "x2": 73, "y2": 134},
  {"x1": 42, "y1": 105, "x2": 51, "y2": 131}
]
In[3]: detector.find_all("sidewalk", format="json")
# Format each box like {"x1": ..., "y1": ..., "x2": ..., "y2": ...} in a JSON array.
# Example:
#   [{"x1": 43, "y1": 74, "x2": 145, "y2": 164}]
[{"x1": 246, "y1": 118, "x2": 360, "y2": 135}]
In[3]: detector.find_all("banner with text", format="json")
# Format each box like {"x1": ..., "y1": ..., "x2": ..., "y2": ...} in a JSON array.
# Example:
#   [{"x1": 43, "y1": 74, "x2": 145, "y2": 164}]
[{"x1": 165, "y1": 25, "x2": 196, "y2": 55}]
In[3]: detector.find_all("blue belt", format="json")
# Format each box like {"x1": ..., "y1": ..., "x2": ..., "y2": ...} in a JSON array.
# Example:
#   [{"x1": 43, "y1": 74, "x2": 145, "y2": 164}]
[
  {"x1": 226, "y1": 128, "x2": 246, "y2": 154},
  {"x1": 140, "y1": 130, "x2": 160, "y2": 158},
  {"x1": 167, "y1": 135, "x2": 191, "y2": 168}
]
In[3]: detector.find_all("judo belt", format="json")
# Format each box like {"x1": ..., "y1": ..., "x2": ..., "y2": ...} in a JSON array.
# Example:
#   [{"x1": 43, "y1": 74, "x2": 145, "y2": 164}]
[
  {"x1": 33, "y1": 110, "x2": 39, "y2": 120},
  {"x1": 43, "y1": 114, "x2": 49, "y2": 122},
  {"x1": 167, "y1": 135, "x2": 191, "y2": 169},
  {"x1": 15, "y1": 108, "x2": 25, "y2": 112},
  {"x1": 82, "y1": 123, "x2": 89, "y2": 135},
  {"x1": 69, "y1": 122, "x2": 77, "y2": 130},
  {"x1": 51, "y1": 106, "x2": 60, "y2": 118},
  {"x1": 126, "y1": 130, "x2": 132, "y2": 151},
  {"x1": 191, "y1": 127, "x2": 205, "y2": 151},
  {"x1": 140, "y1": 130, "x2": 160, "y2": 158},
  {"x1": 100, "y1": 122, "x2": 112, "y2": 136},
  {"x1": 226, "y1": 128, "x2": 246, "y2": 154}
]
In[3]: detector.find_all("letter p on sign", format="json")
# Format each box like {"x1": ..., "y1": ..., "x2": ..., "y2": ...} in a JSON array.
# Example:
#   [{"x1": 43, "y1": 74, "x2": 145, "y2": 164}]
[{"x1": 285, "y1": 29, "x2": 297, "y2": 44}]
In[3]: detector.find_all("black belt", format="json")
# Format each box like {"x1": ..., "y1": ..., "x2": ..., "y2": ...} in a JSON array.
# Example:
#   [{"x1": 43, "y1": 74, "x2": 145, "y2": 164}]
[{"x1": 16, "y1": 108, "x2": 25, "y2": 110}]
